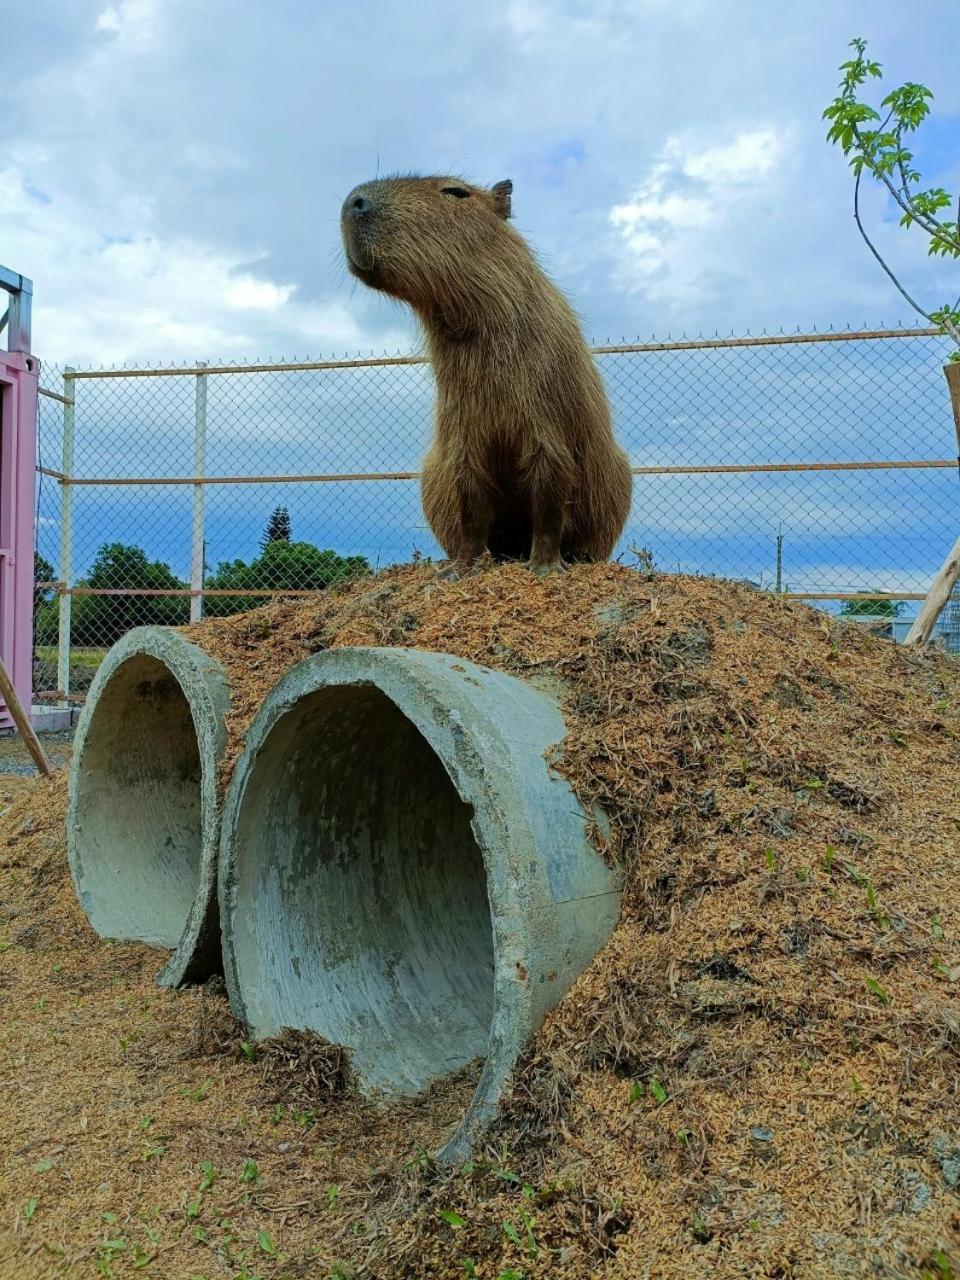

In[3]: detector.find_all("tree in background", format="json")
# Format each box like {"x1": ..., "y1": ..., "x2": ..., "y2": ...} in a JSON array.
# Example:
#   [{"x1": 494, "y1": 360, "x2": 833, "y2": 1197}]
[
  {"x1": 66, "y1": 543, "x2": 189, "y2": 646},
  {"x1": 825, "y1": 39, "x2": 960, "y2": 648},
  {"x1": 840, "y1": 594, "x2": 905, "y2": 619},
  {"x1": 824, "y1": 37, "x2": 959, "y2": 353},
  {"x1": 260, "y1": 505, "x2": 292, "y2": 552},
  {"x1": 203, "y1": 540, "x2": 369, "y2": 617},
  {"x1": 33, "y1": 551, "x2": 56, "y2": 614}
]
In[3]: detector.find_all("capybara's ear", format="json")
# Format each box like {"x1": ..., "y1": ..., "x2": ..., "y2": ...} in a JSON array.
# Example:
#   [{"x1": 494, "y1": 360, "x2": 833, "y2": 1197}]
[{"x1": 491, "y1": 179, "x2": 513, "y2": 219}]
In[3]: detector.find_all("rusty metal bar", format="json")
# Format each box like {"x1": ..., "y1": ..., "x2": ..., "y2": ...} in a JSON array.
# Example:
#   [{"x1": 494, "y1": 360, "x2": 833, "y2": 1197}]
[
  {"x1": 60, "y1": 587, "x2": 331, "y2": 598},
  {"x1": 31, "y1": 459, "x2": 956, "y2": 487},
  {"x1": 61, "y1": 328, "x2": 944, "y2": 380},
  {"x1": 591, "y1": 328, "x2": 942, "y2": 355},
  {"x1": 38, "y1": 387, "x2": 74, "y2": 406},
  {"x1": 41, "y1": 585, "x2": 932, "y2": 602},
  {"x1": 784, "y1": 592, "x2": 927, "y2": 601}
]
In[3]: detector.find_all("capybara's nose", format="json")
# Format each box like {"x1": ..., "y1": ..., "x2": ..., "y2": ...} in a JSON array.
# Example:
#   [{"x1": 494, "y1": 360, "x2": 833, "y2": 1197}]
[{"x1": 342, "y1": 190, "x2": 374, "y2": 221}]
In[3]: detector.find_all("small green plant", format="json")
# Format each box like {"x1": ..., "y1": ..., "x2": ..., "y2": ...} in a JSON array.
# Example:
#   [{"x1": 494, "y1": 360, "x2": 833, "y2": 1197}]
[
  {"x1": 257, "y1": 1230, "x2": 278, "y2": 1258},
  {"x1": 865, "y1": 880, "x2": 891, "y2": 930},
  {"x1": 405, "y1": 1144, "x2": 435, "y2": 1175},
  {"x1": 241, "y1": 1159, "x2": 260, "y2": 1184},
  {"x1": 502, "y1": 1211, "x2": 538, "y2": 1258},
  {"x1": 438, "y1": 1210, "x2": 466, "y2": 1228},
  {"x1": 822, "y1": 844, "x2": 837, "y2": 873},
  {"x1": 199, "y1": 1160, "x2": 218, "y2": 1192},
  {"x1": 95, "y1": 1238, "x2": 126, "y2": 1278},
  {"x1": 33, "y1": 1158, "x2": 54, "y2": 1173},
  {"x1": 923, "y1": 1248, "x2": 956, "y2": 1280},
  {"x1": 23, "y1": 1197, "x2": 38, "y2": 1224},
  {"x1": 327, "y1": 1263, "x2": 355, "y2": 1280},
  {"x1": 239, "y1": 1041, "x2": 257, "y2": 1062},
  {"x1": 180, "y1": 1078, "x2": 213, "y2": 1102},
  {"x1": 629, "y1": 1077, "x2": 667, "y2": 1105},
  {"x1": 327, "y1": 1183, "x2": 340, "y2": 1209},
  {"x1": 864, "y1": 975, "x2": 890, "y2": 1004},
  {"x1": 763, "y1": 846, "x2": 778, "y2": 871}
]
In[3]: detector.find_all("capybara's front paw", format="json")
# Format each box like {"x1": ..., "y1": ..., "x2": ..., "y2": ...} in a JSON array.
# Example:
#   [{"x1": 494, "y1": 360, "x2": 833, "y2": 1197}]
[
  {"x1": 432, "y1": 562, "x2": 462, "y2": 583},
  {"x1": 526, "y1": 558, "x2": 568, "y2": 578}
]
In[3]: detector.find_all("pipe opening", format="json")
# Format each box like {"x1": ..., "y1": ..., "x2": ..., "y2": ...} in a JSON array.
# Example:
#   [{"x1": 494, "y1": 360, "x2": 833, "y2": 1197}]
[
  {"x1": 72, "y1": 654, "x2": 203, "y2": 948},
  {"x1": 230, "y1": 683, "x2": 495, "y2": 1094}
]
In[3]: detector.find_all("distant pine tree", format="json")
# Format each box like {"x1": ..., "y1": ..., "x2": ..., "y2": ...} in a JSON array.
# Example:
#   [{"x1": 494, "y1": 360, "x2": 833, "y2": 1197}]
[{"x1": 260, "y1": 506, "x2": 292, "y2": 551}]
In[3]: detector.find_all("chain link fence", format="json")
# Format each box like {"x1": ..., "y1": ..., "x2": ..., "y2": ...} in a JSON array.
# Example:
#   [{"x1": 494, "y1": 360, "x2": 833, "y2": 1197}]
[{"x1": 33, "y1": 326, "x2": 960, "y2": 700}]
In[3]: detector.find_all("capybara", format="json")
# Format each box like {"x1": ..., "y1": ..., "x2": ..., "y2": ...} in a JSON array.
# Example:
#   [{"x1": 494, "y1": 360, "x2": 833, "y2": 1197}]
[{"x1": 341, "y1": 174, "x2": 633, "y2": 575}]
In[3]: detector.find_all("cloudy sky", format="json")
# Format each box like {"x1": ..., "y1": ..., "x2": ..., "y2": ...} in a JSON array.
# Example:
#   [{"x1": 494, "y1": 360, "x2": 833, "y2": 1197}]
[
  {"x1": 4, "y1": 0, "x2": 959, "y2": 364},
  {"x1": 6, "y1": 1, "x2": 959, "y2": 613}
]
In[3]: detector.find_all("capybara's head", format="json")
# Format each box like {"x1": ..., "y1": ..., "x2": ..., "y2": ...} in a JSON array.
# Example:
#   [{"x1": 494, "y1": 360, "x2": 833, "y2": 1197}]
[{"x1": 341, "y1": 175, "x2": 516, "y2": 313}]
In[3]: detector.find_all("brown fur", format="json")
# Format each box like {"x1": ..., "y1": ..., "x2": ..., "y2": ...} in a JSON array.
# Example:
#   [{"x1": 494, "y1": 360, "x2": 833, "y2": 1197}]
[{"x1": 341, "y1": 174, "x2": 633, "y2": 573}]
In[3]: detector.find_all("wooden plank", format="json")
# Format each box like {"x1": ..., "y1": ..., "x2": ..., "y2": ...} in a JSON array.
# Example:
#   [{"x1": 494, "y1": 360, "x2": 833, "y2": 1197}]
[
  {"x1": 0, "y1": 652, "x2": 53, "y2": 775},
  {"x1": 904, "y1": 536, "x2": 960, "y2": 646}
]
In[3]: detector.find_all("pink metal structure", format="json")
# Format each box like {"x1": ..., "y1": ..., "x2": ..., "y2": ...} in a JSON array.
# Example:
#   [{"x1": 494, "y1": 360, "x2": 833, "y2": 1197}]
[{"x1": 0, "y1": 267, "x2": 38, "y2": 732}]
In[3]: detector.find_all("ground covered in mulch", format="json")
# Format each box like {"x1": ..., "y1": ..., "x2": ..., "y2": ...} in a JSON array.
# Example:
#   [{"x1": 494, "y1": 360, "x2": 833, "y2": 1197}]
[{"x1": 1, "y1": 561, "x2": 959, "y2": 1279}]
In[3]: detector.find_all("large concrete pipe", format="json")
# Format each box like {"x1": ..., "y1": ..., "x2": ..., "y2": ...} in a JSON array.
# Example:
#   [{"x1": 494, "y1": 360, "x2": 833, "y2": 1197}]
[
  {"x1": 219, "y1": 646, "x2": 620, "y2": 1159},
  {"x1": 67, "y1": 628, "x2": 230, "y2": 987}
]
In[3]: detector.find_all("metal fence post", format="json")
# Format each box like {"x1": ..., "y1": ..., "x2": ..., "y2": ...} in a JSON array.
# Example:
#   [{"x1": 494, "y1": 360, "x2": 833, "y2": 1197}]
[
  {"x1": 57, "y1": 368, "x2": 75, "y2": 700},
  {"x1": 190, "y1": 363, "x2": 208, "y2": 623}
]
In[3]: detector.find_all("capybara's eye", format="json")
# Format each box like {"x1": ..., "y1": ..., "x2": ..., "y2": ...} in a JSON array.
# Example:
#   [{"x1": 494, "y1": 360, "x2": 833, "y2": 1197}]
[{"x1": 440, "y1": 186, "x2": 471, "y2": 199}]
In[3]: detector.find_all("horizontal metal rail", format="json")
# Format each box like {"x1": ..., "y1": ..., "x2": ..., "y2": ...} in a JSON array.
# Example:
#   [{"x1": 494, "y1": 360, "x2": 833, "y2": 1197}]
[
  {"x1": 38, "y1": 386, "x2": 74, "y2": 405},
  {"x1": 58, "y1": 328, "x2": 945, "y2": 380},
  {"x1": 34, "y1": 458, "x2": 957, "y2": 486},
  {"x1": 33, "y1": 582, "x2": 931, "y2": 602}
]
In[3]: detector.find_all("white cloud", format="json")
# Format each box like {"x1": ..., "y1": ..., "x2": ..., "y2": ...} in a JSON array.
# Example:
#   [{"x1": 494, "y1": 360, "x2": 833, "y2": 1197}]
[
  {"x1": 681, "y1": 129, "x2": 780, "y2": 184},
  {"x1": 0, "y1": 164, "x2": 405, "y2": 365},
  {"x1": 95, "y1": 0, "x2": 161, "y2": 49},
  {"x1": 505, "y1": 0, "x2": 545, "y2": 36},
  {"x1": 610, "y1": 127, "x2": 786, "y2": 302},
  {"x1": 225, "y1": 277, "x2": 296, "y2": 311}
]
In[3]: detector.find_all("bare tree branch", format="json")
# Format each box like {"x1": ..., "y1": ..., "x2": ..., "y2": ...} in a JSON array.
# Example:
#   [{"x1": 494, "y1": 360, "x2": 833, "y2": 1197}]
[{"x1": 853, "y1": 170, "x2": 936, "y2": 322}]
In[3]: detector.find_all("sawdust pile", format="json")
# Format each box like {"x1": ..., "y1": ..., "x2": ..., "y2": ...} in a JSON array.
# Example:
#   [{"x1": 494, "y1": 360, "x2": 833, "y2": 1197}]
[{"x1": 1, "y1": 562, "x2": 959, "y2": 1279}]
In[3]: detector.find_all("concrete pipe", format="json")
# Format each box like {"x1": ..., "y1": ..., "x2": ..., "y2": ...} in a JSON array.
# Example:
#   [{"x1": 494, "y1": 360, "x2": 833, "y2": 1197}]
[
  {"x1": 219, "y1": 646, "x2": 620, "y2": 1159},
  {"x1": 67, "y1": 627, "x2": 230, "y2": 987}
]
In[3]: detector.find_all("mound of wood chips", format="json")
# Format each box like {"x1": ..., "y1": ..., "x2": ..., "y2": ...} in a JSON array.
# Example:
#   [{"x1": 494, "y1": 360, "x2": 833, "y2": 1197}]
[{"x1": 1, "y1": 562, "x2": 959, "y2": 1279}]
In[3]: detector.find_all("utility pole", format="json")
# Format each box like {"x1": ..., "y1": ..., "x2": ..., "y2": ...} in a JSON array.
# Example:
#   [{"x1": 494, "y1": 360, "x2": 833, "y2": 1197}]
[{"x1": 775, "y1": 525, "x2": 783, "y2": 594}]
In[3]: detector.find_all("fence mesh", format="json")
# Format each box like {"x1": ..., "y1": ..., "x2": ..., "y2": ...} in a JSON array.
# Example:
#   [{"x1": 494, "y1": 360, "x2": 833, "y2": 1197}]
[{"x1": 34, "y1": 327, "x2": 960, "y2": 698}]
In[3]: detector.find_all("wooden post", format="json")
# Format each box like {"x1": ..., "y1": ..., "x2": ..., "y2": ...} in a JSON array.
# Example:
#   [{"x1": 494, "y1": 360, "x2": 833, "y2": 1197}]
[
  {"x1": 0, "y1": 652, "x2": 52, "y2": 776},
  {"x1": 905, "y1": 363, "x2": 960, "y2": 648}
]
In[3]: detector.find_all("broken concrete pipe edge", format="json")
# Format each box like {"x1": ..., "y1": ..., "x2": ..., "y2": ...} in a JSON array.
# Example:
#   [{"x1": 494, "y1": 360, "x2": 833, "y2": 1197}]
[
  {"x1": 67, "y1": 627, "x2": 230, "y2": 987},
  {"x1": 218, "y1": 646, "x2": 621, "y2": 1161}
]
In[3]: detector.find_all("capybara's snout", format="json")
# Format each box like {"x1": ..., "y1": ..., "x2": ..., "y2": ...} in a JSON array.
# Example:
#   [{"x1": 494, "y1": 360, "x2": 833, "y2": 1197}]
[
  {"x1": 341, "y1": 184, "x2": 380, "y2": 281},
  {"x1": 341, "y1": 186, "x2": 375, "y2": 224}
]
